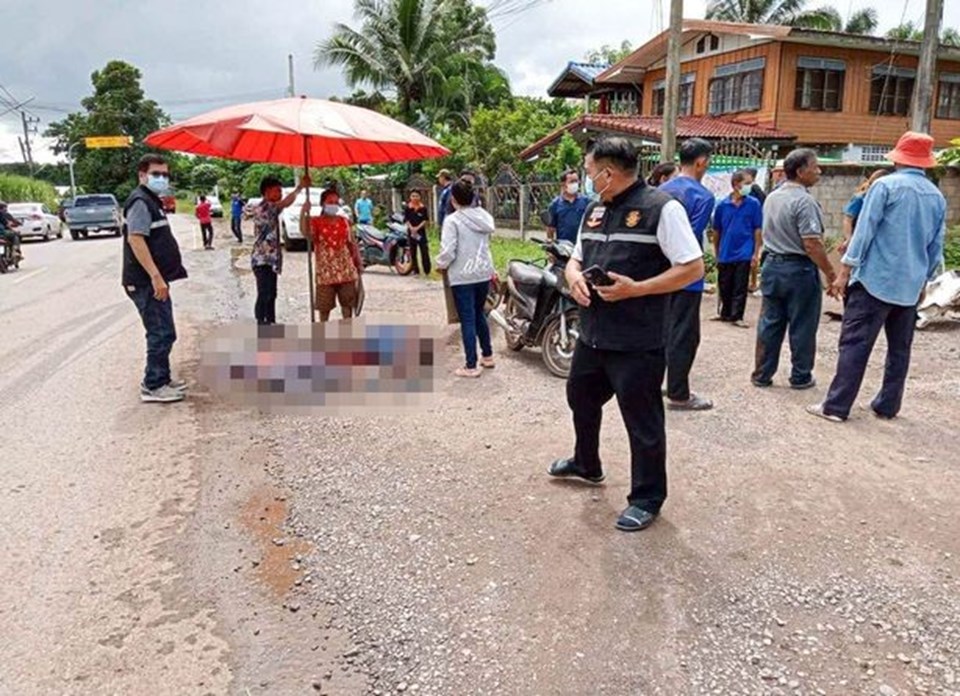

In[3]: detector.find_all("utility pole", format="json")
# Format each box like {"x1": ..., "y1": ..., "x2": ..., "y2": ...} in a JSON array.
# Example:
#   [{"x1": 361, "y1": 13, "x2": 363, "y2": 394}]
[
  {"x1": 912, "y1": 0, "x2": 943, "y2": 133},
  {"x1": 67, "y1": 142, "x2": 80, "y2": 196},
  {"x1": 288, "y1": 54, "x2": 296, "y2": 98},
  {"x1": 21, "y1": 110, "x2": 36, "y2": 175},
  {"x1": 661, "y1": 0, "x2": 683, "y2": 162}
]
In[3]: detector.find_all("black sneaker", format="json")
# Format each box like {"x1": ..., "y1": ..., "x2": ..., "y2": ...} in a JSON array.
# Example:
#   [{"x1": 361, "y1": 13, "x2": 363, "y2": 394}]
[
  {"x1": 790, "y1": 378, "x2": 817, "y2": 390},
  {"x1": 547, "y1": 458, "x2": 605, "y2": 485},
  {"x1": 751, "y1": 376, "x2": 773, "y2": 388},
  {"x1": 615, "y1": 506, "x2": 657, "y2": 532}
]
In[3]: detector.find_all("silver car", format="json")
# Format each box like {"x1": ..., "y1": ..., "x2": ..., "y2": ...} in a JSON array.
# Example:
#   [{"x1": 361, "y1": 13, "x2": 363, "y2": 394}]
[{"x1": 7, "y1": 202, "x2": 62, "y2": 241}]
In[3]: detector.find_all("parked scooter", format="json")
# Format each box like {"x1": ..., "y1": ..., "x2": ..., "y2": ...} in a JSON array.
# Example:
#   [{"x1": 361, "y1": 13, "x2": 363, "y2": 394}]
[
  {"x1": 355, "y1": 212, "x2": 413, "y2": 275},
  {"x1": 487, "y1": 238, "x2": 579, "y2": 378}
]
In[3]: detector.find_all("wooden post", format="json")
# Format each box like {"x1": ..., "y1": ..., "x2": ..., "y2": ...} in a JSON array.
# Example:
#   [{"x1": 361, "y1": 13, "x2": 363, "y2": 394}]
[
  {"x1": 661, "y1": 0, "x2": 683, "y2": 162},
  {"x1": 519, "y1": 183, "x2": 527, "y2": 241},
  {"x1": 912, "y1": 0, "x2": 944, "y2": 133}
]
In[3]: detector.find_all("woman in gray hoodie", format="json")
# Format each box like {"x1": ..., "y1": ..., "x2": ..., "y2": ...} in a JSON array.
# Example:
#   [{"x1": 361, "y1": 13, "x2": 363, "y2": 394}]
[{"x1": 435, "y1": 178, "x2": 496, "y2": 378}]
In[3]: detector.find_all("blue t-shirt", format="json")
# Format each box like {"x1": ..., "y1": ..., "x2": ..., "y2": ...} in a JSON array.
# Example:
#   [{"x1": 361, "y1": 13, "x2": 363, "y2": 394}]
[
  {"x1": 659, "y1": 176, "x2": 715, "y2": 291},
  {"x1": 355, "y1": 197, "x2": 374, "y2": 223},
  {"x1": 713, "y1": 195, "x2": 763, "y2": 263},
  {"x1": 548, "y1": 194, "x2": 590, "y2": 243},
  {"x1": 843, "y1": 193, "x2": 865, "y2": 224},
  {"x1": 231, "y1": 197, "x2": 243, "y2": 217}
]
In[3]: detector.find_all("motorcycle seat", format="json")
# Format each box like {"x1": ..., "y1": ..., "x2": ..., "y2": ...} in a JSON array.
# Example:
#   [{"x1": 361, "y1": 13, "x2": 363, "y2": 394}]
[
  {"x1": 508, "y1": 261, "x2": 545, "y2": 287},
  {"x1": 358, "y1": 224, "x2": 387, "y2": 241}
]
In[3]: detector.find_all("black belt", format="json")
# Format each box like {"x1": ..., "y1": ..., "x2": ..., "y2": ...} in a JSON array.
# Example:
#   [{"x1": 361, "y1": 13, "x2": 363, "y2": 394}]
[{"x1": 762, "y1": 251, "x2": 810, "y2": 262}]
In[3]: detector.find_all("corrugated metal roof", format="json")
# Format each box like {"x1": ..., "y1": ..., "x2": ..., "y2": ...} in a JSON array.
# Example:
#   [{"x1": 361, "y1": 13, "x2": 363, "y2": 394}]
[{"x1": 519, "y1": 114, "x2": 796, "y2": 160}]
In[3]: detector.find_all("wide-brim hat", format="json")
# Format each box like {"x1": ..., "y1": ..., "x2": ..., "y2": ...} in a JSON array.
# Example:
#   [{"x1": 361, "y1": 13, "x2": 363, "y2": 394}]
[{"x1": 886, "y1": 131, "x2": 937, "y2": 168}]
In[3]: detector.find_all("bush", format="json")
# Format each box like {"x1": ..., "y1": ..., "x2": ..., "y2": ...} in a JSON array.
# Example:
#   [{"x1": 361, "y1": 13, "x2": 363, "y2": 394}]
[
  {"x1": 0, "y1": 173, "x2": 59, "y2": 209},
  {"x1": 946, "y1": 227, "x2": 960, "y2": 269}
]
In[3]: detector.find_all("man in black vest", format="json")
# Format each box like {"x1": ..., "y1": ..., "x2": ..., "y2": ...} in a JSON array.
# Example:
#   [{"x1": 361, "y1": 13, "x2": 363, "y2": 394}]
[
  {"x1": 549, "y1": 138, "x2": 705, "y2": 532},
  {"x1": 122, "y1": 154, "x2": 188, "y2": 403}
]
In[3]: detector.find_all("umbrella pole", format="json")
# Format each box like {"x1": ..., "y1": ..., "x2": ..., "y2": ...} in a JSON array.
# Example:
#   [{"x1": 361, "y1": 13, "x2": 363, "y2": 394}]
[{"x1": 303, "y1": 136, "x2": 316, "y2": 323}]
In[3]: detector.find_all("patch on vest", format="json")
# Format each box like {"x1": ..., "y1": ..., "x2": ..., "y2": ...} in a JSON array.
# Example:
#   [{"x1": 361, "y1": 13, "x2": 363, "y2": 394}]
[
  {"x1": 625, "y1": 210, "x2": 642, "y2": 228},
  {"x1": 585, "y1": 206, "x2": 606, "y2": 228}
]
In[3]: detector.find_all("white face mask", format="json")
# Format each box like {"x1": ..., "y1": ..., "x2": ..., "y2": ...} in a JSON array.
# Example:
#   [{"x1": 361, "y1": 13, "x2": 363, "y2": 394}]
[
  {"x1": 566, "y1": 182, "x2": 580, "y2": 195},
  {"x1": 589, "y1": 169, "x2": 612, "y2": 199},
  {"x1": 739, "y1": 185, "x2": 752, "y2": 197},
  {"x1": 322, "y1": 204, "x2": 340, "y2": 216}
]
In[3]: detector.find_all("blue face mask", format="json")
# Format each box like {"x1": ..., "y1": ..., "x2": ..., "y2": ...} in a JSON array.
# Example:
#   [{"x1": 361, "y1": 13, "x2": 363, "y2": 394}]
[{"x1": 146, "y1": 174, "x2": 169, "y2": 194}]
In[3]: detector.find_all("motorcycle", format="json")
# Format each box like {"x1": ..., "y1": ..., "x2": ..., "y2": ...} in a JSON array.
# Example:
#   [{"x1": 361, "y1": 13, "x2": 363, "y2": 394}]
[
  {"x1": 355, "y1": 212, "x2": 413, "y2": 275},
  {"x1": 487, "y1": 238, "x2": 579, "y2": 378},
  {"x1": 0, "y1": 231, "x2": 22, "y2": 274}
]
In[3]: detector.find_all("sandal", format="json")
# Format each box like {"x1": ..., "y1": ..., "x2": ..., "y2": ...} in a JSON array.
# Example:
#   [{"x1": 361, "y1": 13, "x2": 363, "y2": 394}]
[
  {"x1": 479, "y1": 356, "x2": 495, "y2": 369},
  {"x1": 455, "y1": 367, "x2": 482, "y2": 378}
]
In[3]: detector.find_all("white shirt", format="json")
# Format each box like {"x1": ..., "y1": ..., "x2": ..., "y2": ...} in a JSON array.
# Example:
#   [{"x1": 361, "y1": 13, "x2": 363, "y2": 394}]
[{"x1": 572, "y1": 199, "x2": 703, "y2": 266}]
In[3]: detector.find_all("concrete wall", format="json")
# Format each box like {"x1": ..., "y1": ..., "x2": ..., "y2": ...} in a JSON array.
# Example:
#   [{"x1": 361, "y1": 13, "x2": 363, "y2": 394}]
[
  {"x1": 809, "y1": 165, "x2": 960, "y2": 238},
  {"x1": 941, "y1": 168, "x2": 960, "y2": 228}
]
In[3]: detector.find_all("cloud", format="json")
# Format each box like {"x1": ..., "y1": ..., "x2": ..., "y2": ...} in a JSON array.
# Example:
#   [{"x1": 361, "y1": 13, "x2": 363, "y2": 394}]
[{"x1": 1, "y1": 0, "x2": 957, "y2": 170}]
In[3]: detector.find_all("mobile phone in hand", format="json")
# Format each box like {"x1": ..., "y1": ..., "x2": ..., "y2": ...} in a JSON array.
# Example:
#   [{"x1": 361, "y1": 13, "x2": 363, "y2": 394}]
[{"x1": 582, "y1": 265, "x2": 614, "y2": 287}]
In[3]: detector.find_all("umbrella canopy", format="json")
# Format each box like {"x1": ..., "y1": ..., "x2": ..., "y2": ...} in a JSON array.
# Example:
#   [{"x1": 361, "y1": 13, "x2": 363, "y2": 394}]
[{"x1": 144, "y1": 97, "x2": 449, "y2": 167}]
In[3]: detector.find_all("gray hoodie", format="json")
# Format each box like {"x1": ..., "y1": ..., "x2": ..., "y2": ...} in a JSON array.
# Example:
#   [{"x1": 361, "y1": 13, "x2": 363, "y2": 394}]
[{"x1": 435, "y1": 207, "x2": 496, "y2": 286}]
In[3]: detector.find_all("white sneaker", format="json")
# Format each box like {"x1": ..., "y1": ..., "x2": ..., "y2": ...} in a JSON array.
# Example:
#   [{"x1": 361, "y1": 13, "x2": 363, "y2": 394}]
[
  {"x1": 168, "y1": 378, "x2": 188, "y2": 392},
  {"x1": 140, "y1": 384, "x2": 186, "y2": 403}
]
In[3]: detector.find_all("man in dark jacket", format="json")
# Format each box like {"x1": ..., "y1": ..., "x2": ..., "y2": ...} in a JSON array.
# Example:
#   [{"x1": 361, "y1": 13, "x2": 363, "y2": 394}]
[
  {"x1": 549, "y1": 138, "x2": 705, "y2": 532},
  {"x1": 122, "y1": 154, "x2": 188, "y2": 403}
]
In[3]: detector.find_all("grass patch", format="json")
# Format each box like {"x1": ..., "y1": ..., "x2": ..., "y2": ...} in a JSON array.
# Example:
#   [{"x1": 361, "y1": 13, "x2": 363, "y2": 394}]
[
  {"x1": 177, "y1": 199, "x2": 196, "y2": 215},
  {"x1": 422, "y1": 226, "x2": 545, "y2": 281},
  {"x1": 946, "y1": 226, "x2": 960, "y2": 269}
]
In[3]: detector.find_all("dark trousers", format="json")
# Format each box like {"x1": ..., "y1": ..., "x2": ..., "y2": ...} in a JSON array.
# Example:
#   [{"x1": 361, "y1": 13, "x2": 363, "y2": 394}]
[
  {"x1": 665, "y1": 290, "x2": 702, "y2": 402},
  {"x1": 717, "y1": 261, "x2": 752, "y2": 321},
  {"x1": 752, "y1": 256, "x2": 822, "y2": 386},
  {"x1": 822, "y1": 284, "x2": 917, "y2": 419},
  {"x1": 230, "y1": 215, "x2": 242, "y2": 242},
  {"x1": 253, "y1": 265, "x2": 278, "y2": 325},
  {"x1": 409, "y1": 233, "x2": 431, "y2": 275},
  {"x1": 126, "y1": 285, "x2": 177, "y2": 390},
  {"x1": 451, "y1": 281, "x2": 493, "y2": 369},
  {"x1": 567, "y1": 342, "x2": 667, "y2": 513},
  {"x1": 200, "y1": 222, "x2": 214, "y2": 248}
]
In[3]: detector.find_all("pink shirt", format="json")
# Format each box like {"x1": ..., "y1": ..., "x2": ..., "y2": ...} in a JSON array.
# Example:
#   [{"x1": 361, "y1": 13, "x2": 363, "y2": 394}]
[{"x1": 196, "y1": 201, "x2": 212, "y2": 224}]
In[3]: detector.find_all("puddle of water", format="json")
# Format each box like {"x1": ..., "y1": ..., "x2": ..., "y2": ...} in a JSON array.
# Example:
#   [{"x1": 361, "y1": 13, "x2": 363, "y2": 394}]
[{"x1": 239, "y1": 487, "x2": 312, "y2": 597}]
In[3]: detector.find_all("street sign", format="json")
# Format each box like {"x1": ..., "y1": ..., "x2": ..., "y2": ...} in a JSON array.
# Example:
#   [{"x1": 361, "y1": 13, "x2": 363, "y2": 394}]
[{"x1": 84, "y1": 135, "x2": 133, "y2": 149}]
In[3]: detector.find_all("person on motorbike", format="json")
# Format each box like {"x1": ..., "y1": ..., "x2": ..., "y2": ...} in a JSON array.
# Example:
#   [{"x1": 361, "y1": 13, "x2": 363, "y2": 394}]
[
  {"x1": 0, "y1": 200, "x2": 23, "y2": 264},
  {"x1": 301, "y1": 190, "x2": 361, "y2": 322}
]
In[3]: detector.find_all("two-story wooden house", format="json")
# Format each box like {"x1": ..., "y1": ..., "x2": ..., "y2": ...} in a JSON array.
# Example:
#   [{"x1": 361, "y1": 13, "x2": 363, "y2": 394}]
[{"x1": 521, "y1": 19, "x2": 960, "y2": 163}]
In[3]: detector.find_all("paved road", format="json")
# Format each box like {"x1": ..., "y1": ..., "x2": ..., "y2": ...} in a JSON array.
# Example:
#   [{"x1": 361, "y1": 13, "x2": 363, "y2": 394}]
[{"x1": 2, "y1": 215, "x2": 959, "y2": 696}]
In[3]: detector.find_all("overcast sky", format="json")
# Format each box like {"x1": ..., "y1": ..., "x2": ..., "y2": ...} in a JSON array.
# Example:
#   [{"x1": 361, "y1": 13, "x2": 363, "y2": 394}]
[{"x1": 1, "y1": 0, "x2": 957, "y2": 166}]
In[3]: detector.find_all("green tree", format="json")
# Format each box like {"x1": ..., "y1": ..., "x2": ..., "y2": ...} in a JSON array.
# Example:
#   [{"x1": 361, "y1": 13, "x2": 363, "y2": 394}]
[
  {"x1": 45, "y1": 61, "x2": 168, "y2": 200},
  {"x1": 584, "y1": 40, "x2": 634, "y2": 65},
  {"x1": 189, "y1": 163, "x2": 221, "y2": 192},
  {"x1": 819, "y1": 7, "x2": 877, "y2": 34},
  {"x1": 241, "y1": 165, "x2": 294, "y2": 199},
  {"x1": 705, "y1": 0, "x2": 838, "y2": 29},
  {"x1": 314, "y1": 0, "x2": 497, "y2": 123},
  {"x1": 425, "y1": 58, "x2": 511, "y2": 129},
  {"x1": 885, "y1": 22, "x2": 960, "y2": 46}
]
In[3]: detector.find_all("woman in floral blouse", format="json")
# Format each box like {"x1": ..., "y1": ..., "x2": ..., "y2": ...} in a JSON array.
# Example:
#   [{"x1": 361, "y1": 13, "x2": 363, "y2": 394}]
[
  {"x1": 251, "y1": 174, "x2": 309, "y2": 325},
  {"x1": 300, "y1": 189, "x2": 361, "y2": 322}
]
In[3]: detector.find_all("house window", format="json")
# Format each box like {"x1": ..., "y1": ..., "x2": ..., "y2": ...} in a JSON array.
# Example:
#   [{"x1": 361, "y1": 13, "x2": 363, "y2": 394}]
[
  {"x1": 795, "y1": 57, "x2": 846, "y2": 111},
  {"x1": 870, "y1": 66, "x2": 915, "y2": 116},
  {"x1": 695, "y1": 34, "x2": 721, "y2": 55},
  {"x1": 708, "y1": 58, "x2": 764, "y2": 115},
  {"x1": 860, "y1": 145, "x2": 891, "y2": 163},
  {"x1": 652, "y1": 73, "x2": 695, "y2": 116},
  {"x1": 936, "y1": 73, "x2": 960, "y2": 120}
]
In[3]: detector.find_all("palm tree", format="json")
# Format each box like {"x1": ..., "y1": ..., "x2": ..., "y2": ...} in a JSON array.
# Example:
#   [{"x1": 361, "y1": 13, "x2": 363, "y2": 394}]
[
  {"x1": 886, "y1": 22, "x2": 960, "y2": 46},
  {"x1": 705, "y1": 0, "x2": 838, "y2": 30},
  {"x1": 819, "y1": 7, "x2": 877, "y2": 34},
  {"x1": 315, "y1": 0, "x2": 496, "y2": 124}
]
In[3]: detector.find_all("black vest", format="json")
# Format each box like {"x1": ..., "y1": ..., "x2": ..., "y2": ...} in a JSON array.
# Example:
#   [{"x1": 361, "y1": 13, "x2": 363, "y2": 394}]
[
  {"x1": 577, "y1": 180, "x2": 672, "y2": 352},
  {"x1": 121, "y1": 185, "x2": 187, "y2": 287}
]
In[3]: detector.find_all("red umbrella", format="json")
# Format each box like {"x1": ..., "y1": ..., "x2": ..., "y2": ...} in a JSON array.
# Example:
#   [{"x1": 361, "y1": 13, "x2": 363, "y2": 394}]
[
  {"x1": 145, "y1": 97, "x2": 450, "y2": 319},
  {"x1": 145, "y1": 97, "x2": 449, "y2": 166}
]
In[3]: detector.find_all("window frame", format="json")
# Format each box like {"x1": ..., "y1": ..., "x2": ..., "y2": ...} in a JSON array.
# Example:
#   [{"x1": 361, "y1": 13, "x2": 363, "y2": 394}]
[
  {"x1": 794, "y1": 58, "x2": 846, "y2": 112},
  {"x1": 936, "y1": 73, "x2": 960, "y2": 120},
  {"x1": 707, "y1": 58, "x2": 765, "y2": 115},
  {"x1": 870, "y1": 66, "x2": 916, "y2": 116}
]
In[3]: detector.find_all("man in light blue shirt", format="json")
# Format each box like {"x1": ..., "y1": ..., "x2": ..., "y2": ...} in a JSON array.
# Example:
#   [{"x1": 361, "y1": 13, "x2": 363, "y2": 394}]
[
  {"x1": 809, "y1": 132, "x2": 946, "y2": 423},
  {"x1": 354, "y1": 190, "x2": 374, "y2": 225}
]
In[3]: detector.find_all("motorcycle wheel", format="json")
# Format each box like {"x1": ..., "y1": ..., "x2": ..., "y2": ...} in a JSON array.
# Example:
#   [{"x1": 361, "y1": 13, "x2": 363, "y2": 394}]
[
  {"x1": 391, "y1": 245, "x2": 414, "y2": 275},
  {"x1": 502, "y1": 296, "x2": 525, "y2": 352},
  {"x1": 540, "y1": 308, "x2": 580, "y2": 379}
]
